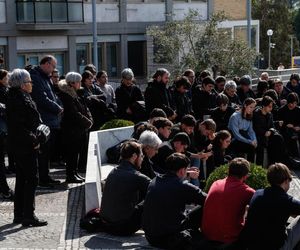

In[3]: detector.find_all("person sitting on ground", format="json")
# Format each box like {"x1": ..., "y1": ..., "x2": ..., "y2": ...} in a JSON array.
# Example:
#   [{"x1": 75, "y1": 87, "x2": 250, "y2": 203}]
[
  {"x1": 239, "y1": 163, "x2": 300, "y2": 250},
  {"x1": 236, "y1": 75, "x2": 256, "y2": 104},
  {"x1": 142, "y1": 153, "x2": 207, "y2": 250},
  {"x1": 213, "y1": 76, "x2": 226, "y2": 94},
  {"x1": 202, "y1": 158, "x2": 254, "y2": 246},
  {"x1": 255, "y1": 80, "x2": 269, "y2": 99},
  {"x1": 152, "y1": 117, "x2": 173, "y2": 141},
  {"x1": 192, "y1": 76, "x2": 216, "y2": 120},
  {"x1": 222, "y1": 80, "x2": 241, "y2": 109},
  {"x1": 100, "y1": 141, "x2": 151, "y2": 236},
  {"x1": 228, "y1": 98, "x2": 257, "y2": 163},
  {"x1": 211, "y1": 130, "x2": 232, "y2": 168},
  {"x1": 171, "y1": 76, "x2": 192, "y2": 122},
  {"x1": 148, "y1": 108, "x2": 167, "y2": 124},
  {"x1": 139, "y1": 130, "x2": 162, "y2": 179},
  {"x1": 211, "y1": 93, "x2": 235, "y2": 131}
]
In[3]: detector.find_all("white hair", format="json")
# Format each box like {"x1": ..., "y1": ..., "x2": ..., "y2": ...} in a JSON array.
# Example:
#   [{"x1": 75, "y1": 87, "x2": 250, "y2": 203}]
[
  {"x1": 9, "y1": 68, "x2": 30, "y2": 88},
  {"x1": 224, "y1": 80, "x2": 237, "y2": 91},
  {"x1": 65, "y1": 72, "x2": 82, "y2": 84},
  {"x1": 121, "y1": 68, "x2": 134, "y2": 80},
  {"x1": 139, "y1": 130, "x2": 162, "y2": 148}
]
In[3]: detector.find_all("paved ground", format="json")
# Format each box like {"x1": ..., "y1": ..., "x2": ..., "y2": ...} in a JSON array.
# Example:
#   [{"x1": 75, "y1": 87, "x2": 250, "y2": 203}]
[{"x1": 1, "y1": 166, "x2": 300, "y2": 250}]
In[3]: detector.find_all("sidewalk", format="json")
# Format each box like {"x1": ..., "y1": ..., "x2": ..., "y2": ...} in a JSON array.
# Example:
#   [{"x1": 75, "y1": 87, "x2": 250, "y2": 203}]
[{"x1": 1, "y1": 166, "x2": 300, "y2": 249}]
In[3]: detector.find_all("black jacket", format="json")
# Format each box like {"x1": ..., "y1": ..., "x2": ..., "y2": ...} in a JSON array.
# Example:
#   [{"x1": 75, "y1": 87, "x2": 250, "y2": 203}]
[
  {"x1": 192, "y1": 86, "x2": 216, "y2": 120},
  {"x1": 6, "y1": 88, "x2": 42, "y2": 154},
  {"x1": 142, "y1": 173, "x2": 206, "y2": 237},
  {"x1": 144, "y1": 80, "x2": 175, "y2": 116},
  {"x1": 210, "y1": 106, "x2": 235, "y2": 131},
  {"x1": 115, "y1": 83, "x2": 144, "y2": 121},
  {"x1": 253, "y1": 108, "x2": 274, "y2": 146},
  {"x1": 101, "y1": 160, "x2": 151, "y2": 223},
  {"x1": 170, "y1": 88, "x2": 192, "y2": 122},
  {"x1": 236, "y1": 87, "x2": 256, "y2": 104},
  {"x1": 240, "y1": 186, "x2": 300, "y2": 250},
  {"x1": 58, "y1": 81, "x2": 93, "y2": 146}
]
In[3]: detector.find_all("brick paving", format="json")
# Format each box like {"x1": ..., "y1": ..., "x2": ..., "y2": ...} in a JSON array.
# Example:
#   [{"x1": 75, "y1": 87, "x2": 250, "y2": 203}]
[{"x1": 1, "y1": 167, "x2": 300, "y2": 249}]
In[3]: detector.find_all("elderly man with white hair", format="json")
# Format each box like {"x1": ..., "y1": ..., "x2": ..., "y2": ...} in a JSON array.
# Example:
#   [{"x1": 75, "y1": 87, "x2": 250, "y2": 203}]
[{"x1": 139, "y1": 130, "x2": 162, "y2": 179}]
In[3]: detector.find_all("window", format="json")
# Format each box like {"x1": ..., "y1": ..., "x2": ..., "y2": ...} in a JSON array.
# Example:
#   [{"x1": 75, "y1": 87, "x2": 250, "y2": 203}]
[
  {"x1": 128, "y1": 41, "x2": 146, "y2": 77},
  {"x1": 0, "y1": 46, "x2": 6, "y2": 69}
]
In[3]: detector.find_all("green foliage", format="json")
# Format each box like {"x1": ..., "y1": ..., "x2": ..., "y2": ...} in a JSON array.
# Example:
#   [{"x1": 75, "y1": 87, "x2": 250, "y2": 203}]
[
  {"x1": 204, "y1": 163, "x2": 269, "y2": 193},
  {"x1": 147, "y1": 10, "x2": 257, "y2": 77},
  {"x1": 100, "y1": 119, "x2": 134, "y2": 130}
]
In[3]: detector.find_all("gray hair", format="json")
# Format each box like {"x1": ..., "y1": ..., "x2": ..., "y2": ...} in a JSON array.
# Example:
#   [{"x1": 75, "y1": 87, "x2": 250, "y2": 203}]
[
  {"x1": 224, "y1": 80, "x2": 237, "y2": 91},
  {"x1": 121, "y1": 68, "x2": 134, "y2": 80},
  {"x1": 9, "y1": 68, "x2": 30, "y2": 88},
  {"x1": 139, "y1": 130, "x2": 162, "y2": 148},
  {"x1": 65, "y1": 72, "x2": 82, "y2": 84}
]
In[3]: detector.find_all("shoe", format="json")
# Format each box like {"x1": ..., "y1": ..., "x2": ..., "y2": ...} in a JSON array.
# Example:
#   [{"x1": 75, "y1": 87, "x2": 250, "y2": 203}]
[
  {"x1": 66, "y1": 175, "x2": 84, "y2": 184},
  {"x1": 1, "y1": 189, "x2": 14, "y2": 200},
  {"x1": 75, "y1": 173, "x2": 85, "y2": 181},
  {"x1": 38, "y1": 182, "x2": 54, "y2": 189},
  {"x1": 22, "y1": 217, "x2": 48, "y2": 227},
  {"x1": 13, "y1": 217, "x2": 23, "y2": 224},
  {"x1": 47, "y1": 178, "x2": 61, "y2": 185}
]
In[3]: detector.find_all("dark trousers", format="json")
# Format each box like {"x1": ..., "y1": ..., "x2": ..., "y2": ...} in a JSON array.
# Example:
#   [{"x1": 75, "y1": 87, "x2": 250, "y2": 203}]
[
  {"x1": 146, "y1": 206, "x2": 204, "y2": 250},
  {"x1": 102, "y1": 202, "x2": 143, "y2": 236},
  {"x1": 0, "y1": 134, "x2": 9, "y2": 194},
  {"x1": 229, "y1": 140, "x2": 255, "y2": 163},
  {"x1": 14, "y1": 151, "x2": 38, "y2": 220}
]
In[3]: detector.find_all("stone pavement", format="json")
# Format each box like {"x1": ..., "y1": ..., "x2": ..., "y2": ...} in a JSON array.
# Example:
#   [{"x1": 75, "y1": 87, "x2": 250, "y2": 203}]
[{"x1": 1, "y1": 166, "x2": 300, "y2": 250}]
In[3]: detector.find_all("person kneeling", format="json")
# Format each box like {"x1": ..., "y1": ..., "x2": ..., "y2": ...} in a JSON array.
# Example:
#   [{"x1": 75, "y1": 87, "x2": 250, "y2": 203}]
[
  {"x1": 100, "y1": 141, "x2": 151, "y2": 236},
  {"x1": 142, "y1": 153, "x2": 207, "y2": 250}
]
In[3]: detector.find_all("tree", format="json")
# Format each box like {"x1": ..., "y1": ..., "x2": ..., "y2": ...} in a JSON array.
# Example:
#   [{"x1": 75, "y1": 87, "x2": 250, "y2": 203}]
[
  {"x1": 252, "y1": 0, "x2": 299, "y2": 68},
  {"x1": 147, "y1": 11, "x2": 257, "y2": 77}
]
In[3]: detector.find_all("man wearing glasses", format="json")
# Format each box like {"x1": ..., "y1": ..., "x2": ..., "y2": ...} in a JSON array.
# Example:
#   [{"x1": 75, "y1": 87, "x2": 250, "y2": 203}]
[{"x1": 29, "y1": 55, "x2": 63, "y2": 188}]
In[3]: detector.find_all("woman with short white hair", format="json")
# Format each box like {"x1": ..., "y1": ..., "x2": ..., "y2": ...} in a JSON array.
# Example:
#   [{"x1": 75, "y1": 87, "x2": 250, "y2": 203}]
[
  {"x1": 7, "y1": 68, "x2": 48, "y2": 227},
  {"x1": 58, "y1": 72, "x2": 93, "y2": 183},
  {"x1": 223, "y1": 80, "x2": 241, "y2": 109},
  {"x1": 139, "y1": 130, "x2": 162, "y2": 179}
]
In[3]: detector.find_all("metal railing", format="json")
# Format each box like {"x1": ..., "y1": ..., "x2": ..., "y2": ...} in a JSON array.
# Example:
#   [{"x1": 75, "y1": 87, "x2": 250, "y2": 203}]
[{"x1": 16, "y1": 0, "x2": 84, "y2": 23}]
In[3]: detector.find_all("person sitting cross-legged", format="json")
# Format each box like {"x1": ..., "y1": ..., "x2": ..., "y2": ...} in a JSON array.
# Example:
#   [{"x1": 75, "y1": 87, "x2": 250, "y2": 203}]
[
  {"x1": 142, "y1": 153, "x2": 207, "y2": 250},
  {"x1": 100, "y1": 141, "x2": 151, "y2": 236},
  {"x1": 201, "y1": 158, "x2": 255, "y2": 247}
]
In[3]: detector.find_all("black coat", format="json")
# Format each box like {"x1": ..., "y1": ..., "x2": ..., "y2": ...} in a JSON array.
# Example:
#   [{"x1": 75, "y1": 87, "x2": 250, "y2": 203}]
[
  {"x1": 192, "y1": 86, "x2": 216, "y2": 120},
  {"x1": 6, "y1": 88, "x2": 42, "y2": 154},
  {"x1": 210, "y1": 106, "x2": 235, "y2": 131},
  {"x1": 170, "y1": 88, "x2": 192, "y2": 122},
  {"x1": 144, "y1": 80, "x2": 175, "y2": 116},
  {"x1": 58, "y1": 81, "x2": 93, "y2": 150},
  {"x1": 253, "y1": 108, "x2": 274, "y2": 146},
  {"x1": 236, "y1": 87, "x2": 256, "y2": 104},
  {"x1": 115, "y1": 83, "x2": 144, "y2": 121}
]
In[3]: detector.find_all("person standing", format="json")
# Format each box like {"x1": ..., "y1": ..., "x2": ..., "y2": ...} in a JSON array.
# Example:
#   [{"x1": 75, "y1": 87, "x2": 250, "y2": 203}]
[
  {"x1": 30, "y1": 55, "x2": 63, "y2": 187},
  {"x1": 7, "y1": 69, "x2": 47, "y2": 226}
]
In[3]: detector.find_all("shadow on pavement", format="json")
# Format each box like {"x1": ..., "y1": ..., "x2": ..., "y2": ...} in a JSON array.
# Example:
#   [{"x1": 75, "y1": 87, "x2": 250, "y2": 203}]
[{"x1": 0, "y1": 223, "x2": 25, "y2": 241}]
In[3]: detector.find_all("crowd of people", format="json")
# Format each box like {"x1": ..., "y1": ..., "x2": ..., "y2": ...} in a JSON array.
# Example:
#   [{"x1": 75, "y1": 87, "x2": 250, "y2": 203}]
[{"x1": 1, "y1": 54, "x2": 300, "y2": 248}]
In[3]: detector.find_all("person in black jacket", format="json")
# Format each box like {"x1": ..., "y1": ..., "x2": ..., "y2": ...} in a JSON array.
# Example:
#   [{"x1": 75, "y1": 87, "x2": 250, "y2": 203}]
[
  {"x1": 236, "y1": 75, "x2": 256, "y2": 103},
  {"x1": 212, "y1": 130, "x2": 232, "y2": 168},
  {"x1": 211, "y1": 93, "x2": 235, "y2": 131},
  {"x1": 239, "y1": 163, "x2": 300, "y2": 250},
  {"x1": 7, "y1": 69, "x2": 47, "y2": 227},
  {"x1": 100, "y1": 141, "x2": 151, "y2": 236},
  {"x1": 138, "y1": 130, "x2": 162, "y2": 179},
  {"x1": 171, "y1": 76, "x2": 192, "y2": 122},
  {"x1": 192, "y1": 76, "x2": 216, "y2": 120},
  {"x1": 223, "y1": 80, "x2": 241, "y2": 109},
  {"x1": 115, "y1": 68, "x2": 144, "y2": 122},
  {"x1": 273, "y1": 79, "x2": 291, "y2": 107},
  {"x1": 58, "y1": 72, "x2": 93, "y2": 183},
  {"x1": 144, "y1": 68, "x2": 176, "y2": 117},
  {"x1": 142, "y1": 153, "x2": 207, "y2": 250}
]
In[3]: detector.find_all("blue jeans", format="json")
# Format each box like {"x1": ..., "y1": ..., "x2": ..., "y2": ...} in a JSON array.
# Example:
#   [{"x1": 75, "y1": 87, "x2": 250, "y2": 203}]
[{"x1": 189, "y1": 158, "x2": 200, "y2": 187}]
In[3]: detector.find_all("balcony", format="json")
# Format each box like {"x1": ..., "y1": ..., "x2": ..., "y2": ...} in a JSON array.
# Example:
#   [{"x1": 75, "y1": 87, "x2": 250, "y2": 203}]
[{"x1": 16, "y1": 0, "x2": 85, "y2": 30}]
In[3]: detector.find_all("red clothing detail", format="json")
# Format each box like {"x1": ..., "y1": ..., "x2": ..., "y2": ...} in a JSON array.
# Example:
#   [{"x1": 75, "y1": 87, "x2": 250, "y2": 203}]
[{"x1": 201, "y1": 176, "x2": 255, "y2": 243}]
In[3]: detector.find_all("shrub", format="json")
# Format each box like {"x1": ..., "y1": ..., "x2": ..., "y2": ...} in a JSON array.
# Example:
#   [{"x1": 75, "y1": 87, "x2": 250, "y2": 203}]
[
  {"x1": 100, "y1": 119, "x2": 134, "y2": 130},
  {"x1": 204, "y1": 164, "x2": 269, "y2": 193}
]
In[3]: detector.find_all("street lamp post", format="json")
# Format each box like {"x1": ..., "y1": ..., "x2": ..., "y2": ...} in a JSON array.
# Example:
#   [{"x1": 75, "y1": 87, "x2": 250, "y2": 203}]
[{"x1": 267, "y1": 29, "x2": 273, "y2": 69}]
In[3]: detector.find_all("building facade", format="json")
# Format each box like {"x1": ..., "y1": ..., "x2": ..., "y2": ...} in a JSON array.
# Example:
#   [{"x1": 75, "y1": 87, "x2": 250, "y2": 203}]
[{"x1": 0, "y1": 0, "x2": 259, "y2": 81}]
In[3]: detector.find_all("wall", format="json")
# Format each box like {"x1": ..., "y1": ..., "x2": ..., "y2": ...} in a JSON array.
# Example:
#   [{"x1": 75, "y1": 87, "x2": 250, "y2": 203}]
[
  {"x1": 84, "y1": 3, "x2": 119, "y2": 23},
  {"x1": 213, "y1": 0, "x2": 247, "y2": 20},
  {"x1": 0, "y1": 1, "x2": 6, "y2": 23},
  {"x1": 127, "y1": 3, "x2": 165, "y2": 22},
  {"x1": 173, "y1": 2, "x2": 207, "y2": 21}
]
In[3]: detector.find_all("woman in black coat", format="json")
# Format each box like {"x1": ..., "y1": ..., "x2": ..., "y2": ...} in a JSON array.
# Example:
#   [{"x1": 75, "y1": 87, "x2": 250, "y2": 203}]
[
  {"x1": 212, "y1": 130, "x2": 232, "y2": 168},
  {"x1": 58, "y1": 72, "x2": 93, "y2": 183},
  {"x1": 7, "y1": 69, "x2": 47, "y2": 227}
]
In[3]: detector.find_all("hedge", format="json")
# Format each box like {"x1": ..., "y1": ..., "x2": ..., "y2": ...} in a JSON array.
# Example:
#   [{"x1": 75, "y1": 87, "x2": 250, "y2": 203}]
[{"x1": 100, "y1": 119, "x2": 134, "y2": 130}]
